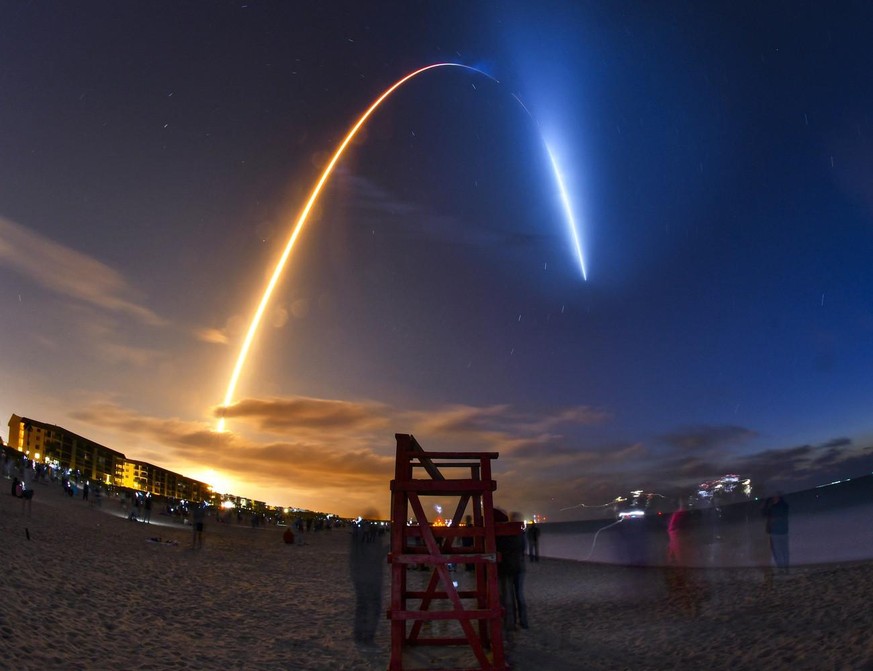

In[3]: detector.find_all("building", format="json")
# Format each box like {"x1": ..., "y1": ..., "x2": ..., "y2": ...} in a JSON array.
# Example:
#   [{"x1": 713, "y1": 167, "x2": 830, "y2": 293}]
[
  {"x1": 6, "y1": 414, "x2": 209, "y2": 501},
  {"x1": 7, "y1": 413, "x2": 125, "y2": 486},
  {"x1": 121, "y1": 458, "x2": 210, "y2": 501}
]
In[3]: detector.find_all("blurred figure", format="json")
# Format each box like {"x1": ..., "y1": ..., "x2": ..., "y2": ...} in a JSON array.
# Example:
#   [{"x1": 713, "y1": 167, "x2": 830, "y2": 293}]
[
  {"x1": 667, "y1": 500, "x2": 694, "y2": 566},
  {"x1": 762, "y1": 493, "x2": 790, "y2": 573},
  {"x1": 747, "y1": 504, "x2": 774, "y2": 588},
  {"x1": 143, "y1": 492, "x2": 153, "y2": 524},
  {"x1": 617, "y1": 512, "x2": 650, "y2": 566},
  {"x1": 20, "y1": 460, "x2": 35, "y2": 517},
  {"x1": 349, "y1": 516, "x2": 386, "y2": 648},
  {"x1": 192, "y1": 502, "x2": 206, "y2": 549},
  {"x1": 665, "y1": 499, "x2": 699, "y2": 613},
  {"x1": 526, "y1": 521, "x2": 540, "y2": 562},
  {"x1": 496, "y1": 511, "x2": 528, "y2": 630}
]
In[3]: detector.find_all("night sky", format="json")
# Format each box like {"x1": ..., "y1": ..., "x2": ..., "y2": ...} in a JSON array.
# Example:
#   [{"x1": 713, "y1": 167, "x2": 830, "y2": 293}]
[{"x1": 2, "y1": 2, "x2": 872, "y2": 520}]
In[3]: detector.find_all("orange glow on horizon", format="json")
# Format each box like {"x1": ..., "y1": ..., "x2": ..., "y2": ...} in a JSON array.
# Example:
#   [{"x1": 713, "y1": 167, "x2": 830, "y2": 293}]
[{"x1": 191, "y1": 468, "x2": 237, "y2": 496}]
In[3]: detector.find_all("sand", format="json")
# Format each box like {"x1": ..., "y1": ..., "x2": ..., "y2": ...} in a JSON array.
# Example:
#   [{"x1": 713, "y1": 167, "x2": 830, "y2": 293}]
[{"x1": 3, "y1": 480, "x2": 873, "y2": 670}]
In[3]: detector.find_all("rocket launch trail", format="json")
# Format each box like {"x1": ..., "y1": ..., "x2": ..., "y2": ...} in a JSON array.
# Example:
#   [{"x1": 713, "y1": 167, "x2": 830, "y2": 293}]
[{"x1": 217, "y1": 62, "x2": 587, "y2": 431}]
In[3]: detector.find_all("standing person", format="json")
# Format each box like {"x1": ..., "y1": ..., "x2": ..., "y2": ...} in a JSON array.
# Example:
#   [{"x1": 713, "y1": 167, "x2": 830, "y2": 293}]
[
  {"x1": 526, "y1": 521, "x2": 540, "y2": 562},
  {"x1": 496, "y1": 511, "x2": 528, "y2": 630},
  {"x1": 762, "y1": 493, "x2": 790, "y2": 573},
  {"x1": 192, "y1": 502, "x2": 206, "y2": 549},
  {"x1": 666, "y1": 500, "x2": 695, "y2": 567},
  {"x1": 143, "y1": 493, "x2": 153, "y2": 524},
  {"x1": 349, "y1": 516, "x2": 386, "y2": 648},
  {"x1": 665, "y1": 499, "x2": 699, "y2": 613},
  {"x1": 21, "y1": 460, "x2": 35, "y2": 517},
  {"x1": 82, "y1": 480, "x2": 89, "y2": 503}
]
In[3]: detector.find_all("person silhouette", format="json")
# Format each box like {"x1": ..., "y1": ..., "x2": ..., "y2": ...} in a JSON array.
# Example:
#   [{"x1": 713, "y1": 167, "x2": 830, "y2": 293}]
[
  {"x1": 192, "y1": 502, "x2": 206, "y2": 549},
  {"x1": 349, "y1": 516, "x2": 386, "y2": 648},
  {"x1": 496, "y1": 511, "x2": 528, "y2": 630},
  {"x1": 665, "y1": 499, "x2": 699, "y2": 613},
  {"x1": 20, "y1": 460, "x2": 35, "y2": 517},
  {"x1": 762, "y1": 493, "x2": 790, "y2": 573},
  {"x1": 526, "y1": 521, "x2": 540, "y2": 562},
  {"x1": 143, "y1": 492, "x2": 153, "y2": 523}
]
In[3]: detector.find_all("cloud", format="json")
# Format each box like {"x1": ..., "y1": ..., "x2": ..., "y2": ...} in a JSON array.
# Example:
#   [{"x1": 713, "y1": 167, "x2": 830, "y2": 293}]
[
  {"x1": 62, "y1": 304, "x2": 166, "y2": 368},
  {"x1": 100, "y1": 342, "x2": 164, "y2": 367},
  {"x1": 339, "y1": 172, "x2": 418, "y2": 218},
  {"x1": 194, "y1": 314, "x2": 249, "y2": 346},
  {"x1": 723, "y1": 438, "x2": 873, "y2": 493},
  {"x1": 63, "y1": 395, "x2": 614, "y2": 517},
  {"x1": 522, "y1": 430, "x2": 871, "y2": 519},
  {"x1": 195, "y1": 328, "x2": 229, "y2": 345},
  {"x1": 660, "y1": 425, "x2": 758, "y2": 453},
  {"x1": 0, "y1": 216, "x2": 164, "y2": 326},
  {"x1": 409, "y1": 403, "x2": 608, "y2": 439},
  {"x1": 216, "y1": 396, "x2": 390, "y2": 435},
  {"x1": 509, "y1": 437, "x2": 595, "y2": 460},
  {"x1": 552, "y1": 406, "x2": 613, "y2": 425},
  {"x1": 410, "y1": 404, "x2": 511, "y2": 434},
  {"x1": 336, "y1": 171, "x2": 548, "y2": 249},
  {"x1": 64, "y1": 392, "x2": 873, "y2": 521},
  {"x1": 609, "y1": 441, "x2": 648, "y2": 462},
  {"x1": 69, "y1": 401, "x2": 396, "y2": 513}
]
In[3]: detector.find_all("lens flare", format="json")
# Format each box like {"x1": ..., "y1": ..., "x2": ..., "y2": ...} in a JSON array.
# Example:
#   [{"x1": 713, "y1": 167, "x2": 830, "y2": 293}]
[{"x1": 217, "y1": 63, "x2": 587, "y2": 431}]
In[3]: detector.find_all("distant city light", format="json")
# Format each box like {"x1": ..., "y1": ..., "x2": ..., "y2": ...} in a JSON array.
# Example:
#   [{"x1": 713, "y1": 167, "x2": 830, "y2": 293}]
[{"x1": 618, "y1": 510, "x2": 645, "y2": 519}]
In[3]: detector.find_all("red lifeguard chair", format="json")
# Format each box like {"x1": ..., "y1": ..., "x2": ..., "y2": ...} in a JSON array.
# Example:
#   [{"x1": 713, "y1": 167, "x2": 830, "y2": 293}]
[{"x1": 388, "y1": 434, "x2": 508, "y2": 671}]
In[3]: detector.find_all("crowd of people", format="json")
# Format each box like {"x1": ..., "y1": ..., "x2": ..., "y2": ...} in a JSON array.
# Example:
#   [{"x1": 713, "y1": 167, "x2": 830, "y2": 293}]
[
  {"x1": 5, "y1": 446, "x2": 793, "y2": 653},
  {"x1": 346, "y1": 492, "x2": 793, "y2": 652}
]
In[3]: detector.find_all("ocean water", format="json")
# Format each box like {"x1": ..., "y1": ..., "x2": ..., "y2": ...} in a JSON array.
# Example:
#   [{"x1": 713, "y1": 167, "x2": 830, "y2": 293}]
[{"x1": 540, "y1": 498, "x2": 873, "y2": 567}]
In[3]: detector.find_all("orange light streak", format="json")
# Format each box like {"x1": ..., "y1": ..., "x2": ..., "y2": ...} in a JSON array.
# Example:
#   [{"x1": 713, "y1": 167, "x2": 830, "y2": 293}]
[{"x1": 217, "y1": 63, "x2": 489, "y2": 431}]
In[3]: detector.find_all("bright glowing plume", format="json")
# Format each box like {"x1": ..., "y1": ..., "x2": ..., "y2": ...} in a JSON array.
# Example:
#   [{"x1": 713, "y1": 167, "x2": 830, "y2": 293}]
[
  {"x1": 217, "y1": 63, "x2": 588, "y2": 431},
  {"x1": 217, "y1": 64, "x2": 489, "y2": 431},
  {"x1": 510, "y1": 93, "x2": 588, "y2": 280},
  {"x1": 546, "y1": 143, "x2": 587, "y2": 280}
]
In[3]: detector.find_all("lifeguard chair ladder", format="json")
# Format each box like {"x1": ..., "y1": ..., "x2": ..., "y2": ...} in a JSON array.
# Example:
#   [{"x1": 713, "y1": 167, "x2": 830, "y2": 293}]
[{"x1": 388, "y1": 434, "x2": 506, "y2": 671}]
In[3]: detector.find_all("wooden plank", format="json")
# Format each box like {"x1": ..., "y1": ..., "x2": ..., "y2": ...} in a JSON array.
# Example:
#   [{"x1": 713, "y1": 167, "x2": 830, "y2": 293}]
[
  {"x1": 390, "y1": 554, "x2": 497, "y2": 564},
  {"x1": 397, "y1": 433, "x2": 445, "y2": 481},
  {"x1": 391, "y1": 480, "x2": 496, "y2": 494},
  {"x1": 409, "y1": 450, "x2": 500, "y2": 459}
]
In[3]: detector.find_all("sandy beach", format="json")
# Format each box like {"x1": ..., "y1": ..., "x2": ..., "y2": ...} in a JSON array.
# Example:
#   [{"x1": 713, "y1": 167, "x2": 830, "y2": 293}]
[{"x1": 3, "y1": 480, "x2": 873, "y2": 670}]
